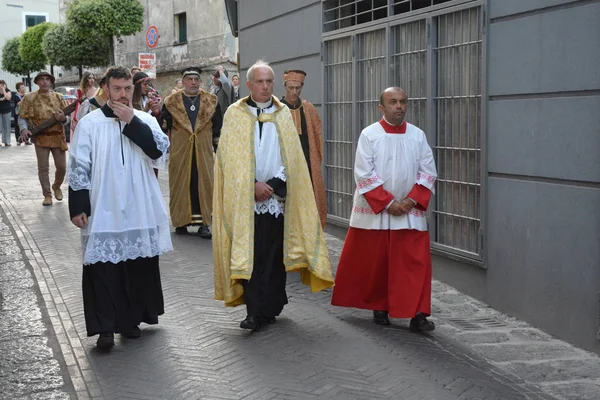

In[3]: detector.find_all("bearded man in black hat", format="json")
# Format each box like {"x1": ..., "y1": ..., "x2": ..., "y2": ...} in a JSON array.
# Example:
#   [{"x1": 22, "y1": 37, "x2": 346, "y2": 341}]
[
  {"x1": 162, "y1": 67, "x2": 222, "y2": 238},
  {"x1": 19, "y1": 71, "x2": 69, "y2": 206}
]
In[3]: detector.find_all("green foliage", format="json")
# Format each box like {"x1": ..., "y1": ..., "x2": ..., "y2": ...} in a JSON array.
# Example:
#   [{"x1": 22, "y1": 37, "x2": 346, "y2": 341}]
[
  {"x1": 19, "y1": 22, "x2": 55, "y2": 65},
  {"x1": 43, "y1": 24, "x2": 109, "y2": 69},
  {"x1": 1, "y1": 37, "x2": 45, "y2": 75},
  {"x1": 66, "y1": 0, "x2": 144, "y2": 38}
]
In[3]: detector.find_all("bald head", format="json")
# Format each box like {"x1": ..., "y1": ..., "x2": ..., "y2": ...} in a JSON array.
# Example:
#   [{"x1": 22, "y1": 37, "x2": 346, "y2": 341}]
[
  {"x1": 379, "y1": 87, "x2": 407, "y2": 105},
  {"x1": 378, "y1": 87, "x2": 408, "y2": 125}
]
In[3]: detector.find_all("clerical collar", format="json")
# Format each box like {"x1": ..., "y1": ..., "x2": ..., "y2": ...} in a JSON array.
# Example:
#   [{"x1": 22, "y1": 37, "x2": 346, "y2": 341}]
[
  {"x1": 101, "y1": 103, "x2": 117, "y2": 119},
  {"x1": 379, "y1": 117, "x2": 407, "y2": 134},
  {"x1": 247, "y1": 96, "x2": 273, "y2": 109}
]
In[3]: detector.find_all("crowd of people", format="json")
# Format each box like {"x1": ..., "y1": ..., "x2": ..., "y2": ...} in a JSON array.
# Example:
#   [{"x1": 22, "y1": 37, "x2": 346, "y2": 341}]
[{"x1": 12, "y1": 60, "x2": 437, "y2": 349}]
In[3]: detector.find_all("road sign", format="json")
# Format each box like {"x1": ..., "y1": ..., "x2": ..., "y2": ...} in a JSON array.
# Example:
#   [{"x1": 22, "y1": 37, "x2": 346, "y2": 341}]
[
  {"x1": 138, "y1": 53, "x2": 156, "y2": 78},
  {"x1": 146, "y1": 25, "x2": 159, "y2": 49}
]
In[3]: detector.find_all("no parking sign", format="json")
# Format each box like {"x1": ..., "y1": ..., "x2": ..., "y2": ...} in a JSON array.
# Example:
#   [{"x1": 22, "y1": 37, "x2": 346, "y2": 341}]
[{"x1": 146, "y1": 25, "x2": 159, "y2": 49}]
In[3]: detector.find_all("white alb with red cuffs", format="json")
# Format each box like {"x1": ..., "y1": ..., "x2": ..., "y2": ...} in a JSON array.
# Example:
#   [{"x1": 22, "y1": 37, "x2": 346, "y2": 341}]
[{"x1": 349, "y1": 120, "x2": 437, "y2": 231}]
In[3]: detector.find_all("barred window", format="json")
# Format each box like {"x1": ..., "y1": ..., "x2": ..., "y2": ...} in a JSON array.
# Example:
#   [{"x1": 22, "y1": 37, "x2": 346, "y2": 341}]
[
  {"x1": 324, "y1": 37, "x2": 354, "y2": 222},
  {"x1": 433, "y1": 7, "x2": 482, "y2": 256},
  {"x1": 391, "y1": 20, "x2": 427, "y2": 131},
  {"x1": 323, "y1": 0, "x2": 455, "y2": 33}
]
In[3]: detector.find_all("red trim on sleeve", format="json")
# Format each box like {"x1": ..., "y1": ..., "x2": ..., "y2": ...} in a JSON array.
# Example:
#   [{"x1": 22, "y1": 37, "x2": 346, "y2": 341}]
[
  {"x1": 407, "y1": 184, "x2": 432, "y2": 211},
  {"x1": 363, "y1": 186, "x2": 395, "y2": 214}
]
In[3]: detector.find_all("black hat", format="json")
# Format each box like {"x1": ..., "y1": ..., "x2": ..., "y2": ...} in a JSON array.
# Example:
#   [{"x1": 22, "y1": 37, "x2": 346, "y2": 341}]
[
  {"x1": 181, "y1": 66, "x2": 202, "y2": 78},
  {"x1": 33, "y1": 71, "x2": 55, "y2": 85}
]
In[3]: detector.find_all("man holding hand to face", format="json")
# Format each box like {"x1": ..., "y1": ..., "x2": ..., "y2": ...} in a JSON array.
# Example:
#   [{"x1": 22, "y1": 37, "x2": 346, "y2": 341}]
[{"x1": 68, "y1": 66, "x2": 172, "y2": 349}]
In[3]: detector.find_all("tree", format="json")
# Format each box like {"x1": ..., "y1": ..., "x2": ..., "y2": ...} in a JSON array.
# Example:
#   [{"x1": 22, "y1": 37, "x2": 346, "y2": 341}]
[
  {"x1": 19, "y1": 22, "x2": 55, "y2": 67},
  {"x1": 66, "y1": 0, "x2": 144, "y2": 65},
  {"x1": 43, "y1": 23, "x2": 110, "y2": 78},
  {"x1": 2, "y1": 37, "x2": 45, "y2": 90}
]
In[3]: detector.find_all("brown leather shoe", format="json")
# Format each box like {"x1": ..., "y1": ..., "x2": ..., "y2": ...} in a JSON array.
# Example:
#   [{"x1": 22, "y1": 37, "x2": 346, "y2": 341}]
[
  {"x1": 42, "y1": 196, "x2": 52, "y2": 206},
  {"x1": 53, "y1": 187, "x2": 63, "y2": 201}
]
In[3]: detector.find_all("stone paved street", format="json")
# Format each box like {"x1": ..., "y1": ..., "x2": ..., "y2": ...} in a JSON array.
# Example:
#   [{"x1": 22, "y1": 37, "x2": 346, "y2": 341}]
[{"x1": 0, "y1": 143, "x2": 598, "y2": 400}]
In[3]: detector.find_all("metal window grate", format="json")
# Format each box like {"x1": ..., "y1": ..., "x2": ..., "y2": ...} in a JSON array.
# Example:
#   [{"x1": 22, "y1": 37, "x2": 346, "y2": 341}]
[
  {"x1": 323, "y1": 0, "x2": 456, "y2": 33},
  {"x1": 391, "y1": 20, "x2": 428, "y2": 134},
  {"x1": 323, "y1": 0, "x2": 389, "y2": 32},
  {"x1": 392, "y1": 0, "x2": 454, "y2": 15},
  {"x1": 356, "y1": 29, "x2": 387, "y2": 131},
  {"x1": 324, "y1": 37, "x2": 354, "y2": 221},
  {"x1": 433, "y1": 7, "x2": 482, "y2": 256}
]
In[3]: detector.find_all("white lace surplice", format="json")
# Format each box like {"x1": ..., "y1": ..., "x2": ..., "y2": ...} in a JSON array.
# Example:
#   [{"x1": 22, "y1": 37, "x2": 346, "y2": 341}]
[
  {"x1": 68, "y1": 108, "x2": 173, "y2": 265},
  {"x1": 249, "y1": 103, "x2": 286, "y2": 217},
  {"x1": 349, "y1": 121, "x2": 437, "y2": 231}
]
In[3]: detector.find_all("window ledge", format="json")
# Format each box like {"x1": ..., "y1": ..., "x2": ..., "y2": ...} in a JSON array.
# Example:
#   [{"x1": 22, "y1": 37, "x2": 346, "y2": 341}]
[{"x1": 431, "y1": 247, "x2": 486, "y2": 269}]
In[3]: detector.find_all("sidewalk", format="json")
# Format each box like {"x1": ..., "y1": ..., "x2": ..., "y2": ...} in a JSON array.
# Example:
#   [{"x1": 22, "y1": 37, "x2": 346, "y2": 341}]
[{"x1": 0, "y1": 144, "x2": 598, "y2": 400}]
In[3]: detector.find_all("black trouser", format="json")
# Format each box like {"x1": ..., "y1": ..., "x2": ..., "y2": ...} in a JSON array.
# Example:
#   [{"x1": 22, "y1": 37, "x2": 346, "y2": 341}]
[{"x1": 241, "y1": 213, "x2": 288, "y2": 318}]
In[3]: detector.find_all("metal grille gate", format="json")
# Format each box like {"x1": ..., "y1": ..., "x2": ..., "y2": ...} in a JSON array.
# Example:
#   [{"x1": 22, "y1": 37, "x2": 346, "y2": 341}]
[{"x1": 323, "y1": 0, "x2": 485, "y2": 261}]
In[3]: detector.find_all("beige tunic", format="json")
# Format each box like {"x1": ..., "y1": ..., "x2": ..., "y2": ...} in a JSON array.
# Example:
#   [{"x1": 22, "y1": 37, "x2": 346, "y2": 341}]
[{"x1": 19, "y1": 91, "x2": 68, "y2": 150}]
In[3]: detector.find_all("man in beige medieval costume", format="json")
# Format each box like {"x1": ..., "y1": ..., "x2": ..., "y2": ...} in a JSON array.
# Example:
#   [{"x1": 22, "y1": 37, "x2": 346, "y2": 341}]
[
  {"x1": 162, "y1": 67, "x2": 222, "y2": 238},
  {"x1": 18, "y1": 71, "x2": 69, "y2": 206},
  {"x1": 281, "y1": 70, "x2": 327, "y2": 226},
  {"x1": 213, "y1": 60, "x2": 333, "y2": 331}
]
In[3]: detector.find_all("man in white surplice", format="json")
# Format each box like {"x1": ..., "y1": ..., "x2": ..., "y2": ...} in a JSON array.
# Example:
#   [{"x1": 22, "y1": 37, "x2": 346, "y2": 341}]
[
  {"x1": 331, "y1": 87, "x2": 438, "y2": 332},
  {"x1": 68, "y1": 66, "x2": 172, "y2": 350}
]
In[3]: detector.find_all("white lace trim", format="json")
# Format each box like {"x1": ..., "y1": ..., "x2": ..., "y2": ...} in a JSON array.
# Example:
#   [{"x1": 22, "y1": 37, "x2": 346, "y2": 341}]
[
  {"x1": 253, "y1": 166, "x2": 286, "y2": 217},
  {"x1": 254, "y1": 198, "x2": 285, "y2": 218},
  {"x1": 81, "y1": 223, "x2": 173, "y2": 265},
  {"x1": 275, "y1": 165, "x2": 286, "y2": 182},
  {"x1": 147, "y1": 129, "x2": 170, "y2": 170},
  {"x1": 67, "y1": 158, "x2": 91, "y2": 191}
]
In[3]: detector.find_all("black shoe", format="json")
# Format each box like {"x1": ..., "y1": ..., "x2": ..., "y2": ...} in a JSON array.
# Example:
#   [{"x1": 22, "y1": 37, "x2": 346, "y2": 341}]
[
  {"x1": 240, "y1": 316, "x2": 261, "y2": 331},
  {"x1": 197, "y1": 225, "x2": 212, "y2": 239},
  {"x1": 373, "y1": 310, "x2": 391, "y2": 326},
  {"x1": 409, "y1": 313, "x2": 435, "y2": 332},
  {"x1": 96, "y1": 332, "x2": 114, "y2": 349},
  {"x1": 258, "y1": 316, "x2": 276, "y2": 325},
  {"x1": 121, "y1": 326, "x2": 141, "y2": 339},
  {"x1": 175, "y1": 226, "x2": 188, "y2": 234},
  {"x1": 25, "y1": 141, "x2": 33, "y2": 145}
]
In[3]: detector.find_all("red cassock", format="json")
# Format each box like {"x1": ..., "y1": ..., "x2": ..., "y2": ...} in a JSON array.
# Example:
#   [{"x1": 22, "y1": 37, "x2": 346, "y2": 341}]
[{"x1": 331, "y1": 119, "x2": 435, "y2": 318}]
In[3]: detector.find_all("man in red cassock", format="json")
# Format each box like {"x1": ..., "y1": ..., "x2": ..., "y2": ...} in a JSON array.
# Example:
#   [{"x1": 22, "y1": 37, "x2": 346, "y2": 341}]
[{"x1": 331, "y1": 87, "x2": 437, "y2": 331}]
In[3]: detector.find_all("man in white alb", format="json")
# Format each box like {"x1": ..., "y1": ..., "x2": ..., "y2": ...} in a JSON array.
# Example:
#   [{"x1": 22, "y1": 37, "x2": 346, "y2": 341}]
[
  {"x1": 331, "y1": 87, "x2": 438, "y2": 331},
  {"x1": 68, "y1": 66, "x2": 172, "y2": 349}
]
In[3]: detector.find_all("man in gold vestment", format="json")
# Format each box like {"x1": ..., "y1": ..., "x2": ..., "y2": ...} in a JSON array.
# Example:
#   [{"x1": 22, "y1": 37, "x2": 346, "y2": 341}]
[
  {"x1": 213, "y1": 60, "x2": 333, "y2": 332},
  {"x1": 162, "y1": 67, "x2": 222, "y2": 238},
  {"x1": 281, "y1": 70, "x2": 327, "y2": 226}
]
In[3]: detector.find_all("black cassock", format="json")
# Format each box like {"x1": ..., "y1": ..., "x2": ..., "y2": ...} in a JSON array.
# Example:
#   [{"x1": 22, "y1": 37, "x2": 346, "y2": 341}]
[
  {"x1": 69, "y1": 105, "x2": 166, "y2": 336},
  {"x1": 241, "y1": 98, "x2": 289, "y2": 319}
]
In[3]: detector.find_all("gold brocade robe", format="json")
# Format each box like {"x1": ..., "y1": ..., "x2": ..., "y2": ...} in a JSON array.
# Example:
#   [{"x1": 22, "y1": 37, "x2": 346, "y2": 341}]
[
  {"x1": 213, "y1": 96, "x2": 334, "y2": 307},
  {"x1": 18, "y1": 91, "x2": 68, "y2": 150},
  {"x1": 164, "y1": 90, "x2": 218, "y2": 228},
  {"x1": 288, "y1": 100, "x2": 327, "y2": 227}
]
